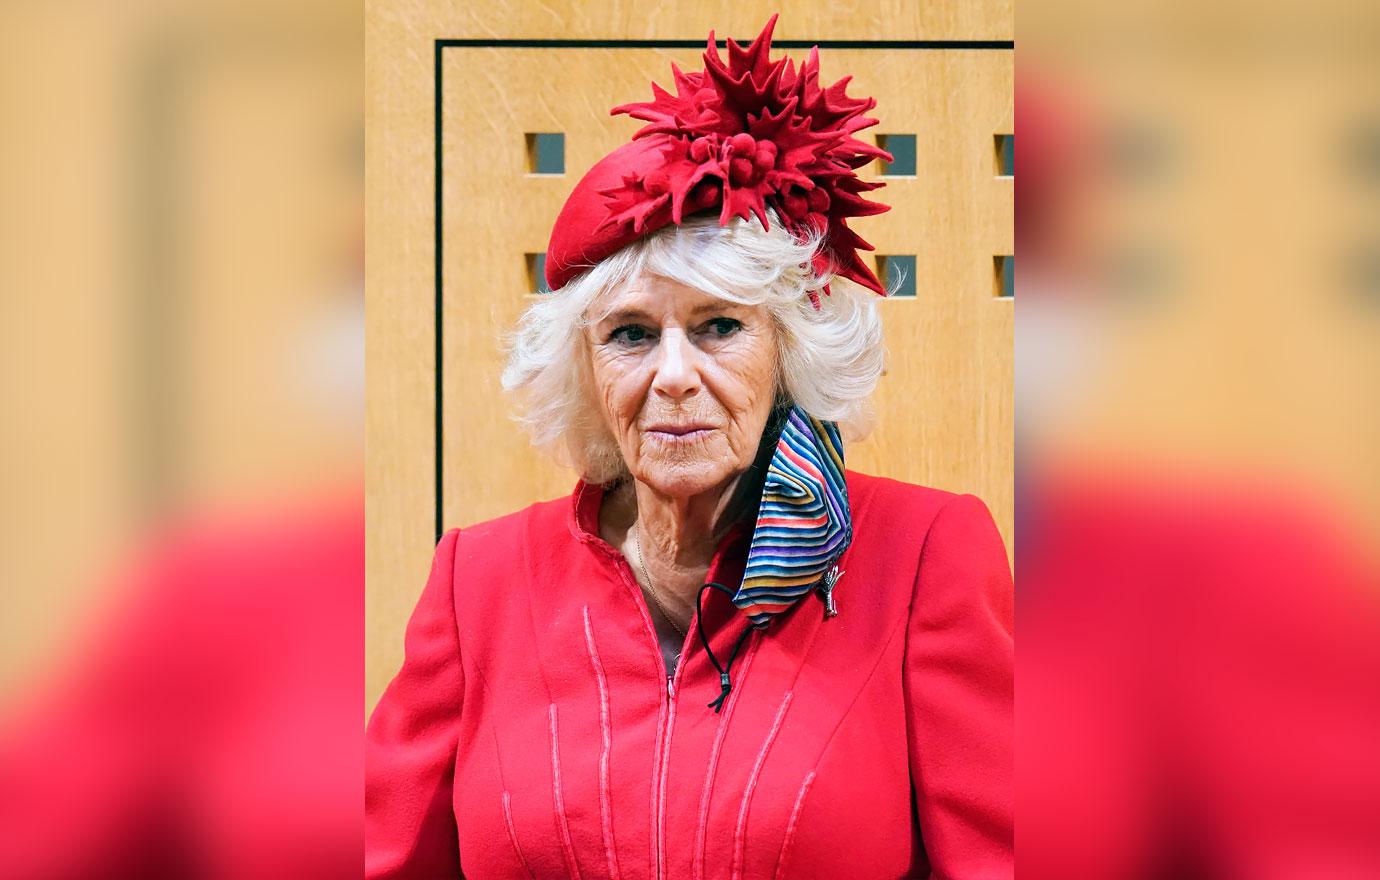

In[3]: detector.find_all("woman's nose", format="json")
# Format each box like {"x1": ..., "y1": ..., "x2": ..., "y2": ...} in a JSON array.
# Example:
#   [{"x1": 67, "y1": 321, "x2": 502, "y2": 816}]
[{"x1": 649, "y1": 329, "x2": 702, "y2": 401}]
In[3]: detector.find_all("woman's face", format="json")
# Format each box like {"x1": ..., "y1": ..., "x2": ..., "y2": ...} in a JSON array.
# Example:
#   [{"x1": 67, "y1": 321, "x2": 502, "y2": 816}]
[{"x1": 586, "y1": 274, "x2": 778, "y2": 500}]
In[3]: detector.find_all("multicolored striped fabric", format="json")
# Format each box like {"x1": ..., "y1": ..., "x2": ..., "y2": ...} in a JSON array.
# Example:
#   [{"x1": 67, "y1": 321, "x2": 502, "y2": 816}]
[{"x1": 732, "y1": 407, "x2": 853, "y2": 627}]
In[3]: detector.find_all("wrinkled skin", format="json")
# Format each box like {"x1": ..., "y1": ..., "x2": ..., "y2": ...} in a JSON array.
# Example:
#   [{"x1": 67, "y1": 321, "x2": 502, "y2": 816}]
[{"x1": 585, "y1": 274, "x2": 778, "y2": 637}]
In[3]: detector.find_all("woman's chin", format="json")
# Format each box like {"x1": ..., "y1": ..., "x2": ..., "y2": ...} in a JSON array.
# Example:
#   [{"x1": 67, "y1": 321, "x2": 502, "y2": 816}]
[{"x1": 632, "y1": 459, "x2": 735, "y2": 500}]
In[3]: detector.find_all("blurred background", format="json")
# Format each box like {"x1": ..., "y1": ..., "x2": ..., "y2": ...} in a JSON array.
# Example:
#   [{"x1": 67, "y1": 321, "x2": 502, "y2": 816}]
[
  {"x1": 1, "y1": 1, "x2": 362, "y2": 877},
  {"x1": 1, "y1": 0, "x2": 1378, "y2": 877},
  {"x1": 1019, "y1": 0, "x2": 1380, "y2": 877}
]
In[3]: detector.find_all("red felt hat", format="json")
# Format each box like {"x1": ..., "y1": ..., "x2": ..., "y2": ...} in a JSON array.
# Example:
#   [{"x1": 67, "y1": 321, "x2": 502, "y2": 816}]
[{"x1": 545, "y1": 14, "x2": 894, "y2": 307}]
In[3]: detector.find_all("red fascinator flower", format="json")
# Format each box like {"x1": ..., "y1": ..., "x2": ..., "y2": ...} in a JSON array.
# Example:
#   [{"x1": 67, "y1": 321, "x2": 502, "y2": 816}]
[{"x1": 544, "y1": 14, "x2": 894, "y2": 306}]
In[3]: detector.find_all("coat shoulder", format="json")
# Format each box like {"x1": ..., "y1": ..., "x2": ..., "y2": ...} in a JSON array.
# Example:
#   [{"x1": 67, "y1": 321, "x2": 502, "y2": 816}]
[
  {"x1": 843, "y1": 469, "x2": 1002, "y2": 568},
  {"x1": 439, "y1": 491, "x2": 574, "y2": 573},
  {"x1": 844, "y1": 469, "x2": 971, "y2": 519}
]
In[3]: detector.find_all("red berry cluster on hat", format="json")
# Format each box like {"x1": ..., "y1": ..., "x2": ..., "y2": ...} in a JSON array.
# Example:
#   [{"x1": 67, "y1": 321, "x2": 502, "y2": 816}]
[{"x1": 545, "y1": 14, "x2": 894, "y2": 306}]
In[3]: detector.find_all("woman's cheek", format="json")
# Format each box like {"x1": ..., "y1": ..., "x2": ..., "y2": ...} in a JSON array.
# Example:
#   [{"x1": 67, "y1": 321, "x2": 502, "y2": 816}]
[
  {"x1": 609, "y1": 376, "x2": 642, "y2": 434},
  {"x1": 593, "y1": 352, "x2": 633, "y2": 405},
  {"x1": 714, "y1": 352, "x2": 770, "y2": 415}
]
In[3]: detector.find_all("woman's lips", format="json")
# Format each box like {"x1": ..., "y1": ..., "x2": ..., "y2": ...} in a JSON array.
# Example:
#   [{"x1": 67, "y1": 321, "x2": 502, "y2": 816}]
[{"x1": 644, "y1": 425, "x2": 715, "y2": 442}]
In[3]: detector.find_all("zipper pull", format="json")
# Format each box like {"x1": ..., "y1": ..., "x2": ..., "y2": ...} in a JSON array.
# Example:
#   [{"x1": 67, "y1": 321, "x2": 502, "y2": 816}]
[
  {"x1": 667, "y1": 675, "x2": 675, "y2": 698},
  {"x1": 818, "y1": 565, "x2": 842, "y2": 619}
]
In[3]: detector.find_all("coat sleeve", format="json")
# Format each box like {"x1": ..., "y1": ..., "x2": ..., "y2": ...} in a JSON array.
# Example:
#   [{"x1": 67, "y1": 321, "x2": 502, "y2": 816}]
[
  {"x1": 903, "y1": 494, "x2": 1014, "y2": 879},
  {"x1": 366, "y1": 528, "x2": 465, "y2": 879}
]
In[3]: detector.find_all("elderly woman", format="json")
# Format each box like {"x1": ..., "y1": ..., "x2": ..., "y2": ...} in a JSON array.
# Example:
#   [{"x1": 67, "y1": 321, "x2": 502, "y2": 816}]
[{"x1": 366, "y1": 17, "x2": 1012, "y2": 880}]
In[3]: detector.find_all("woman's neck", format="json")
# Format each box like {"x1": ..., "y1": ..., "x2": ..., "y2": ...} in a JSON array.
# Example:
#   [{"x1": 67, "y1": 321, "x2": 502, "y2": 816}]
[
  {"x1": 630, "y1": 479, "x2": 736, "y2": 569},
  {"x1": 599, "y1": 475, "x2": 745, "y2": 612}
]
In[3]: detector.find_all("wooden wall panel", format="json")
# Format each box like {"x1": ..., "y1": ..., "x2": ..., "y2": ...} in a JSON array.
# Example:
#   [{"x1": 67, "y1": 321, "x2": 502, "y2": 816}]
[
  {"x1": 370, "y1": 0, "x2": 1013, "y2": 44},
  {"x1": 842, "y1": 49, "x2": 1014, "y2": 551},
  {"x1": 366, "y1": 4, "x2": 1012, "y2": 712}
]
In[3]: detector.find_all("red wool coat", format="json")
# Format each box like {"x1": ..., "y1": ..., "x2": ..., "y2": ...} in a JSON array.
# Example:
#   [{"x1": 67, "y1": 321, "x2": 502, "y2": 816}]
[{"x1": 366, "y1": 470, "x2": 1013, "y2": 879}]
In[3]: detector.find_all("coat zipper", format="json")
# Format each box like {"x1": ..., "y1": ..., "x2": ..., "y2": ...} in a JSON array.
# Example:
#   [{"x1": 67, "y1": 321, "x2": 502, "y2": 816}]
[{"x1": 611, "y1": 553, "x2": 699, "y2": 880}]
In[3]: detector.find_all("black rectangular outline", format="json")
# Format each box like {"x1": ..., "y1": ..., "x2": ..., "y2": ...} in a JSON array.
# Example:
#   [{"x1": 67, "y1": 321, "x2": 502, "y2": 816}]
[{"x1": 434, "y1": 37, "x2": 1015, "y2": 541}]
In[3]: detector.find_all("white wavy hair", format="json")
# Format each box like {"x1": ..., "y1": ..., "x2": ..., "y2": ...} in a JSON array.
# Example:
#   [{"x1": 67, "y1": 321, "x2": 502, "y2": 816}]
[{"x1": 501, "y1": 209, "x2": 887, "y2": 484}]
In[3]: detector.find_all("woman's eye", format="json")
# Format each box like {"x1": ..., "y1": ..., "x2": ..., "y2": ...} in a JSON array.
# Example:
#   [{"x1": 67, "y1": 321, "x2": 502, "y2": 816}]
[
  {"x1": 704, "y1": 318, "x2": 742, "y2": 337},
  {"x1": 609, "y1": 325, "x2": 652, "y2": 346}
]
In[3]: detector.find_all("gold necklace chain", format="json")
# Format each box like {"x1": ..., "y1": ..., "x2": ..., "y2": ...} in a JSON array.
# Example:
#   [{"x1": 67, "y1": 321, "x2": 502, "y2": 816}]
[{"x1": 633, "y1": 524, "x2": 688, "y2": 637}]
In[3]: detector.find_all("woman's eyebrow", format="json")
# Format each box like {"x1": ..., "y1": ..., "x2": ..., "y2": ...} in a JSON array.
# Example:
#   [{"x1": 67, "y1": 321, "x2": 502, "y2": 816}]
[
  {"x1": 689, "y1": 301, "x2": 745, "y2": 316},
  {"x1": 599, "y1": 307, "x2": 652, "y2": 325}
]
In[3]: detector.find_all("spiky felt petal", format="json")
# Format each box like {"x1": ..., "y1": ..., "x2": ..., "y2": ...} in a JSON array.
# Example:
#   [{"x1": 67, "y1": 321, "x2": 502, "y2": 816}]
[{"x1": 594, "y1": 14, "x2": 893, "y2": 302}]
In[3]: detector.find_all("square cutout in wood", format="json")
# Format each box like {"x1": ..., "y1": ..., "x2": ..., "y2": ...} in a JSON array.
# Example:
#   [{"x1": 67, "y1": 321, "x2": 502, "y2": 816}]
[
  {"x1": 994, "y1": 134, "x2": 1014, "y2": 177},
  {"x1": 877, "y1": 254, "x2": 917, "y2": 298},
  {"x1": 525, "y1": 253, "x2": 551, "y2": 294},
  {"x1": 994, "y1": 255, "x2": 1014, "y2": 298},
  {"x1": 876, "y1": 134, "x2": 917, "y2": 177},
  {"x1": 525, "y1": 133, "x2": 565, "y2": 175}
]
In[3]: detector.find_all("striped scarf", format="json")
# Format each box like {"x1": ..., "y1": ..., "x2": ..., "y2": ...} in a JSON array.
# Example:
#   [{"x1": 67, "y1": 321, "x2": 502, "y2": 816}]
[{"x1": 732, "y1": 407, "x2": 853, "y2": 627}]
